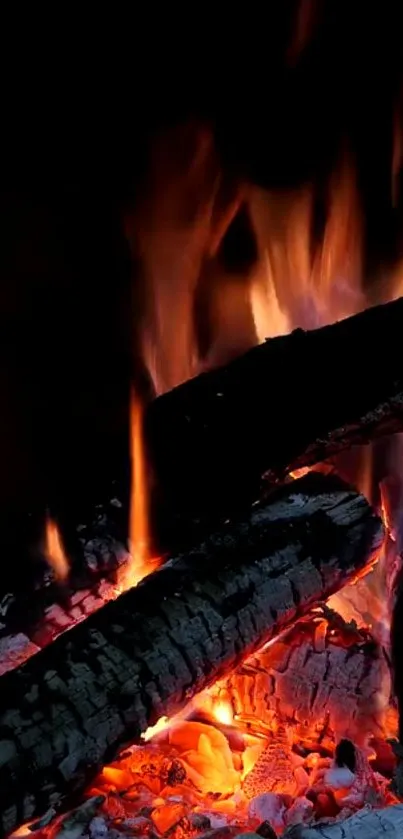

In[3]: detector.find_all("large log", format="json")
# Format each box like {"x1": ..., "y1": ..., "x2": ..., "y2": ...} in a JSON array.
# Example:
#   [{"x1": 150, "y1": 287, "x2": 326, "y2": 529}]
[
  {"x1": 0, "y1": 473, "x2": 382, "y2": 836},
  {"x1": 145, "y1": 296, "x2": 403, "y2": 547}
]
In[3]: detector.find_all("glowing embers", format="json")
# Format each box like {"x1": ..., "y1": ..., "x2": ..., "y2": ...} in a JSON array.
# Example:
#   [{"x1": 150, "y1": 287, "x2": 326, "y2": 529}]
[
  {"x1": 62, "y1": 609, "x2": 395, "y2": 838},
  {"x1": 10, "y1": 607, "x2": 398, "y2": 839}
]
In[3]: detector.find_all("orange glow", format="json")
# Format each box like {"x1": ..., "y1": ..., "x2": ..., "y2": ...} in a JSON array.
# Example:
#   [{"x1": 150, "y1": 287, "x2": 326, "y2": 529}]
[
  {"x1": 141, "y1": 716, "x2": 170, "y2": 742},
  {"x1": 85, "y1": 612, "x2": 394, "y2": 835},
  {"x1": 31, "y1": 117, "x2": 400, "y2": 839},
  {"x1": 356, "y1": 446, "x2": 373, "y2": 504},
  {"x1": 120, "y1": 390, "x2": 160, "y2": 591},
  {"x1": 289, "y1": 466, "x2": 312, "y2": 480},
  {"x1": 44, "y1": 517, "x2": 69, "y2": 582},
  {"x1": 211, "y1": 698, "x2": 234, "y2": 727},
  {"x1": 126, "y1": 124, "x2": 224, "y2": 396},
  {"x1": 249, "y1": 154, "x2": 364, "y2": 344}
]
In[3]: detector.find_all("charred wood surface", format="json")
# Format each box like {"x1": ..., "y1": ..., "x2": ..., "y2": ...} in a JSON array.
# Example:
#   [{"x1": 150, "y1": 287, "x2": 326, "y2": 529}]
[
  {"x1": 283, "y1": 803, "x2": 403, "y2": 837},
  {"x1": 0, "y1": 473, "x2": 382, "y2": 836},
  {"x1": 146, "y1": 296, "x2": 403, "y2": 546},
  {"x1": 0, "y1": 525, "x2": 127, "y2": 650},
  {"x1": 222, "y1": 607, "x2": 390, "y2": 755}
]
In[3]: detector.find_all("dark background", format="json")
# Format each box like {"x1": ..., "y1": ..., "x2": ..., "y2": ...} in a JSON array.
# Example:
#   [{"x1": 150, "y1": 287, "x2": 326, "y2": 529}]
[{"x1": 0, "y1": 1, "x2": 402, "y2": 591}]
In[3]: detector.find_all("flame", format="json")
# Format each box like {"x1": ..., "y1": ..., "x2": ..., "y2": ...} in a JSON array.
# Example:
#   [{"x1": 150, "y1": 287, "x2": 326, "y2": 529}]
[
  {"x1": 141, "y1": 716, "x2": 170, "y2": 742},
  {"x1": 356, "y1": 446, "x2": 373, "y2": 504},
  {"x1": 249, "y1": 153, "x2": 364, "y2": 340},
  {"x1": 119, "y1": 390, "x2": 160, "y2": 591},
  {"x1": 44, "y1": 517, "x2": 69, "y2": 582},
  {"x1": 126, "y1": 123, "x2": 223, "y2": 396},
  {"x1": 83, "y1": 613, "x2": 395, "y2": 836},
  {"x1": 82, "y1": 113, "x2": 403, "y2": 837},
  {"x1": 211, "y1": 698, "x2": 234, "y2": 727}
]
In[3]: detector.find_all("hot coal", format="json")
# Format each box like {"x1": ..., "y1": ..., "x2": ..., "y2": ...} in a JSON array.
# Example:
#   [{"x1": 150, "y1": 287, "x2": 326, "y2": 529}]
[{"x1": 0, "y1": 474, "x2": 383, "y2": 835}]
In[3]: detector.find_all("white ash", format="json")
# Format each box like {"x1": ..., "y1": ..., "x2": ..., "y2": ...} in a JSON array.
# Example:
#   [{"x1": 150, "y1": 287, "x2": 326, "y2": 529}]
[
  {"x1": 198, "y1": 813, "x2": 229, "y2": 829},
  {"x1": 248, "y1": 793, "x2": 286, "y2": 833},
  {"x1": 285, "y1": 797, "x2": 314, "y2": 828},
  {"x1": 324, "y1": 766, "x2": 355, "y2": 789},
  {"x1": 89, "y1": 816, "x2": 109, "y2": 838},
  {"x1": 282, "y1": 803, "x2": 403, "y2": 837}
]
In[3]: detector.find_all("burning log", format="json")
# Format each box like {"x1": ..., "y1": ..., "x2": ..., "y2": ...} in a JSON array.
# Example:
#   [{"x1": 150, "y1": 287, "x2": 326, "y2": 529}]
[
  {"x1": 282, "y1": 803, "x2": 403, "y2": 837},
  {"x1": 146, "y1": 296, "x2": 403, "y2": 544},
  {"x1": 0, "y1": 473, "x2": 382, "y2": 836},
  {"x1": 219, "y1": 607, "x2": 391, "y2": 759}
]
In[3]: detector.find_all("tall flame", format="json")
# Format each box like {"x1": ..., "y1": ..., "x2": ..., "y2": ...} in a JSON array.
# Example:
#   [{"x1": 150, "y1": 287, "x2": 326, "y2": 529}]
[
  {"x1": 45, "y1": 517, "x2": 69, "y2": 582},
  {"x1": 120, "y1": 390, "x2": 159, "y2": 590},
  {"x1": 249, "y1": 152, "x2": 364, "y2": 339}
]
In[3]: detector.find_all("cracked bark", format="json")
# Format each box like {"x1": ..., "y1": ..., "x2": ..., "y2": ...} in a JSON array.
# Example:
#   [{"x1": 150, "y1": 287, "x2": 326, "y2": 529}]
[
  {"x1": 145, "y1": 295, "x2": 403, "y2": 547},
  {"x1": 222, "y1": 610, "x2": 390, "y2": 752},
  {"x1": 0, "y1": 472, "x2": 382, "y2": 836},
  {"x1": 283, "y1": 803, "x2": 403, "y2": 837}
]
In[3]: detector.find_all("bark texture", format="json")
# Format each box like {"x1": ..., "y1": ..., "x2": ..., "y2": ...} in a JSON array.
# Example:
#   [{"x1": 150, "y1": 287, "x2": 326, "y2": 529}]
[
  {"x1": 0, "y1": 473, "x2": 382, "y2": 836},
  {"x1": 145, "y1": 295, "x2": 403, "y2": 546},
  {"x1": 283, "y1": 803, "x2": 403, "y2": 837},
  {"x1": 221, "y1": 609, "x2": 390, "y2": 752}
]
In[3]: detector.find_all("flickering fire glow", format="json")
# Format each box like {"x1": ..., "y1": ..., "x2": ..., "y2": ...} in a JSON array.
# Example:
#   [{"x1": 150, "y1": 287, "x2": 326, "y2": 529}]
[
  {"x1": 82, "y1": 143, "x2": 402, "y2": 836},
  {"x1": 44, "y1": 516, "x2": 69, "y2": 582},
  {"x1": 119, "y1": 390, "x2": 160, "y2": 591},
  {"x1": 13, "y1": 81, "x2": 402, "y2": 838},
  {"x1": 76, "y1": 609, "x2": 398, "y2": 838}
]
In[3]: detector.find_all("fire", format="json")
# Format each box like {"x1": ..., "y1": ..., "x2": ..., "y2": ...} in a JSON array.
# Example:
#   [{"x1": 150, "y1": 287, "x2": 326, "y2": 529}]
[
  {"x1": 249, "y1": 153, "x2": 364, "y2": 342},
  {"x1": 119, "y1": 390, "x2": 160, "y2": 590},
  {"x1": 142, "y1": 716, "x2": 171, "y2": 742},
  {"x1": 83, "y1": 118, "x2": 403, "y2": 839},
  {"x1": 211, "y1": 698, "x2": 234, "y2": 727},
  {"x1": 16, "y1": 88, "x2": 402, "y2": 839},
  {"x1": 81, "y1": 611, "x2": 396, "y2": 837},
  {"x1": 44, "y1": 516, "x2": 69, "y2": 582},
  {"x1": 126, "y1": 123, "x2": 224, "y2": 396}
]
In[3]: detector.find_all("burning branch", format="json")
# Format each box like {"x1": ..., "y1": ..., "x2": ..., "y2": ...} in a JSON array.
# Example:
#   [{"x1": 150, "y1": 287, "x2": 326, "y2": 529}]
[{"x1": 145, "y1": 295, "x2": 403, "y2": 547}]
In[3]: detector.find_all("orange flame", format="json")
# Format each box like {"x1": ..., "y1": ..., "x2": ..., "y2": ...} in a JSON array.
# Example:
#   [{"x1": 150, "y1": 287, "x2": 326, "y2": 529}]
[
  {"x1": 211, "y1": 698, "x2": 234, "y2": 727},
  {"x1": 120, "y1": 390, "x2": 160, "y2": 590},
  {"x1": 249, "y1": 152, "x2": 364, "y2": 341},
  {"x1": 44, "y1": 517, "x2": 69, "y2": 582}
]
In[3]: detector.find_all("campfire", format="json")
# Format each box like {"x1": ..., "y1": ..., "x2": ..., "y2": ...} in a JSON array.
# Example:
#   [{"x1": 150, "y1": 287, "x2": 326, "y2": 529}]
[
  {"x1": 0, "y1": 454, "x2": 402, "y2": 839},
  {"x1": 2, "y1": 21, "x2": 403, "y2": 837},
  {"x1": 4, "y1": 280, "x2": 403, "y2": 839}
]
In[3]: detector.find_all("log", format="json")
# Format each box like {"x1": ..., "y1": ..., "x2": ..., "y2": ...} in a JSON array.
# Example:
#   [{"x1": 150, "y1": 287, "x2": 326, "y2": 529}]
[
  {"x1": 145, "y1": 295, "x2": 403, "y2": 546},
  {"x1": 218, "y1": 607, "x2": 391, "y2": 756},
  {"x1": 0, "y1": 473, "x2": 382, "y2": 836},
  {"x1": 0, "y1": 507, "x2": 129, "y2": 671},
  {"x1": 282, "y1": 804, "x2": 403, "y2": 837}
]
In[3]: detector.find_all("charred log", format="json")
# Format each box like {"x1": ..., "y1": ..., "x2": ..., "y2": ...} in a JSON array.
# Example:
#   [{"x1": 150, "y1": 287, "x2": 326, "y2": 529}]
[
  {"x1": 146, "y1": 296, "x2": 403, "y2": 548},
  {"x1": 0, "y1": 473, "x2": 382, "y2": 836},
  {"x1": 282, "y1": 803, "x2": 403, "y2": 837},
  {"x1": 0, "y1": 514, "x2": 127, "y2": 647},
  {"x1": 221, "y1": 607, "x2": 390, "y2": 759}
]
